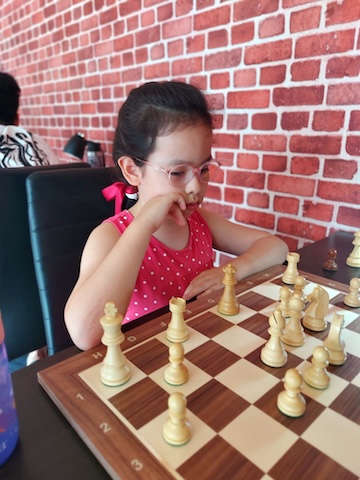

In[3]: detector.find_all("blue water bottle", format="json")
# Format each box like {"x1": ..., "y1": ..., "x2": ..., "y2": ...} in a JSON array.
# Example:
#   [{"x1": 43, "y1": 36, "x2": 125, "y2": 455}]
[{"x1": 0, "y1": 318, "x2": 19, "y2": 465}]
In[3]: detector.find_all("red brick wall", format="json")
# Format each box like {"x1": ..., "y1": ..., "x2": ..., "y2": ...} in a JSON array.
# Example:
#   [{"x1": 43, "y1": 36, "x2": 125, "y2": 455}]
[{"x1": 1, "y1": 0, "x2": 359, "y2": 250}]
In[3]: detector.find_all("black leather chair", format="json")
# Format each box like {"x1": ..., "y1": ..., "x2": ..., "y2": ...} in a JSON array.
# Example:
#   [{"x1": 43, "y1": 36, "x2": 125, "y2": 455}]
[
  {"x1": 26, "y1": 167, "x2": 115, "y2": 355},
  {"x1": 0, "y1": 162, "x2": 89, "y2": 361}
]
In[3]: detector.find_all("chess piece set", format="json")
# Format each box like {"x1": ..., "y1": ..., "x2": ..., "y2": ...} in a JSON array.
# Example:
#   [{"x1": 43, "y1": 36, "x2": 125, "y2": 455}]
[
  {"x1": 97, "y1": 249, "x2": 358, "y2": 436},
  {"x1": 97, "y1": 264, "x2": 241, "y2": 446},
  {"x1": 284, "y1": 244, "x2": 360, "y2": 311},
  {"x1": 261, "y1": 251, "x2": 354, "y2": 418},
  {"x1": 322, "y1": 231, "x2": 360, "y2": 307},
  {"x1": 322, "y1": 230, "x2": 360, "y2": 271},
  {"x1": 98, "y1": 297, "x2": 192, "y2": 446},
  {"x1": 162, "y1": 268, "x2": 241, "y2": 446},
  {"x1": 163, "y1": 265, "x2": 241, "y2": 445}
]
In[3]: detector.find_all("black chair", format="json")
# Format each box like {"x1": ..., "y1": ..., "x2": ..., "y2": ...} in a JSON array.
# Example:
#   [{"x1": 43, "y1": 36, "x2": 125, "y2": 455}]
[
  {"x1": 0, "y1": 162, "x2": 89, "y2": 361},
  {"x1": 26, "y1": 167, "x2": 115, "y2": 355}
]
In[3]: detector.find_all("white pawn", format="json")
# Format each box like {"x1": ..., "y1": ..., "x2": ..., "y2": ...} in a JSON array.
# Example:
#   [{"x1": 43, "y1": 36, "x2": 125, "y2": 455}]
[
  {"x1": 282, "y1": 252, "x2": 300, "y2": 285},
  {"x1": 261, "y1": 308, "x2": 287, "y2": 368},
  {"x1": 281, "y1": 297, "x2": 306, "y2": 347},
  {"x1": 323, "y1": 313, "x2": 347, "y2": 365},
  {"x1": 164, "y1": 343, "x2": 188, "y2": 386},
  {"x1": 343, "y1": 277, "x2": 360, "y2": 308},
  {"x1": 279, "y1": 286, "x2": 291, "y2": 318},
  {"x1": 292, "y1": 275, "x2": 307, "y2": 304},
  {"x1": 346, "y1": 231, "x2": 360, "y2": 268},
  {"x1": 163, "y1": 392, "x2": 192, "y2": 446},
  {"x1": 277, "y1": 368, "x2": 306, "y2": 417},
  {"x1": 304, "y1": 346, "x2": 330, "y2": 389},
  {"x1": 166, "y1": 297, "x2": 189, "y2": 343},
  {"x1": 100, "y1": 302, "x2": 131, "y2": 387}
]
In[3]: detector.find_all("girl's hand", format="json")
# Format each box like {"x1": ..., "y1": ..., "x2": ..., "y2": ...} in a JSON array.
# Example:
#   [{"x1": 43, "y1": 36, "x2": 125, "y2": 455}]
[
  {"x1": 135, "y1": 193, "x2": 187, "y2": 232},
  {"x1": 183, "y1": 266, "x2": 225, "y2": 300}
]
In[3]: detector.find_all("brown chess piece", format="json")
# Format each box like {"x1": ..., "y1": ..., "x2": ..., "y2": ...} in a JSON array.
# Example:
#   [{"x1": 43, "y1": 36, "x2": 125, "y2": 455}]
[{"x1": 323, "y1": 248, "x2": 338, "y2": 272}]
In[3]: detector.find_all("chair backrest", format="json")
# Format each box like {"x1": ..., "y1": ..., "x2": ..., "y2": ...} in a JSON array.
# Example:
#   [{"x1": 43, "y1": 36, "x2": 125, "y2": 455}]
[
  {"x1": 26, "y1": 167, "x2": 115, "y2": 355},
  {"x1": 0, "y1": 162, "x2": 89, "y2": 360}
]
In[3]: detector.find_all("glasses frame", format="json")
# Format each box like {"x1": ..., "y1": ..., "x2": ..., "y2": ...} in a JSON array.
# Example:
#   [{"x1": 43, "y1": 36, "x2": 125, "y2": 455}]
[{"x1": 133, "y1": 157, "x2": 221, "y2": 186}]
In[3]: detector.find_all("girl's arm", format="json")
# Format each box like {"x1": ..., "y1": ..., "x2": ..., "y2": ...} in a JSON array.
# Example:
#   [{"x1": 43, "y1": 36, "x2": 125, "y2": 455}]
[
  {"x1": 64, "y1": 219, "x2": 154, "y2": 350},
  {"x1": 65, "y1": 193, "x2": 187, "y2": 351},
  {"x1": 183, "y1": 208, "x2": 289, "y2": 300}
]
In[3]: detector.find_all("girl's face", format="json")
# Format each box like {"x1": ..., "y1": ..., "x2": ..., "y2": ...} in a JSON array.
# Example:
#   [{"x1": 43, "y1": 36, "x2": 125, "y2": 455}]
[{"x1": 138, "y1": 121, "x2": 213, "y2": 216}]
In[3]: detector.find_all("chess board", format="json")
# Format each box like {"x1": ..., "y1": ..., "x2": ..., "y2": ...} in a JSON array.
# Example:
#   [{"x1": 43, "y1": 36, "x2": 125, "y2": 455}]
[{"x1": 38, "y1": 265, "x2": 360, "y2": 480}]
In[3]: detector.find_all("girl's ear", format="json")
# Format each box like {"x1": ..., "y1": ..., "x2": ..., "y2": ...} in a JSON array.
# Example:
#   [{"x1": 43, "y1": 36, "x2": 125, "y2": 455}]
[{"x1": 118, "y1": 156, "x2": 142, "y2": 186}]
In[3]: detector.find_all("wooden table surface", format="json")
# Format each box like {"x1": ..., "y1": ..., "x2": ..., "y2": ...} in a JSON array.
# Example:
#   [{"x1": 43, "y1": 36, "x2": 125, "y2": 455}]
[{"x1": 297, "y1": 231, "x2": 360, "y2": 286}]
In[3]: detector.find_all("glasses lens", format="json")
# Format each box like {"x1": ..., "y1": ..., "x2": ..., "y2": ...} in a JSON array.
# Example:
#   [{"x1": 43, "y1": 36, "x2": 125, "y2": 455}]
[
  {"x1": 168, "y1": 165, "x2": 193, "y2": 186},
  {"x1": 168, "y1": 162, "x2": 219, "y2": 186},
  {"x1": 199, "y1": 161, "x2": 218, "y2": 182}
]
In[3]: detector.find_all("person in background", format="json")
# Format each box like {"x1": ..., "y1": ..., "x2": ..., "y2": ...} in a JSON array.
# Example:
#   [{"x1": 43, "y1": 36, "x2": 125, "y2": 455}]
[
  {"x1": 0, "y1": 72, "x2": 59, "y2": 369},
  {"x1": 65, "y1": 81, "x2": 289, "y2": 351},
  {"x1": 0, "y1": 71, "x2": 58, "y2": 167}
]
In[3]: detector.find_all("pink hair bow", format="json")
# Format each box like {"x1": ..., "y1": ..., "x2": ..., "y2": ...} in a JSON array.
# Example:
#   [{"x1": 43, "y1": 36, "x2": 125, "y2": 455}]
[{"x1": 102, "y1": 182, "x2": 138, "y2": 214}]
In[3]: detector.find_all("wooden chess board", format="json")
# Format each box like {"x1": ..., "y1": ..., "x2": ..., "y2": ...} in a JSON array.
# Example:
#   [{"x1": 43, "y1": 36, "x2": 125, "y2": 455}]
[{"x1": 38, "y1": 265, "x2": 360, "y2": 479}]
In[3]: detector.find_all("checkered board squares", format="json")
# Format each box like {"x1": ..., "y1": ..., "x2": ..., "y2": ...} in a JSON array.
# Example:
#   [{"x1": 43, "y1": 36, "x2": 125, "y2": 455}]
[
  {"x1": 77, "y1": 273, "x2": 360, "y2": 480},
  {"x1": 38, "y1": 267, "x2": 360, "y2": 480}
]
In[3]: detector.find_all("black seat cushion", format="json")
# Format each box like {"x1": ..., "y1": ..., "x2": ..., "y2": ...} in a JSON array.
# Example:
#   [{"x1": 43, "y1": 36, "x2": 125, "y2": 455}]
[
  {"x1": 0, "y1": 162, "x2": 89, "y2": 360},
  {"x1": 26, "y1": 167, "x2": 115, "y2": 355}
]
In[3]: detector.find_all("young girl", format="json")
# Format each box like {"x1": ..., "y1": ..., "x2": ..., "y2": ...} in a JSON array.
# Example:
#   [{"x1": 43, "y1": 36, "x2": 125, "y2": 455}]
[{"x1": 65, "y1": 81, "x2": 288, "y2": 350}]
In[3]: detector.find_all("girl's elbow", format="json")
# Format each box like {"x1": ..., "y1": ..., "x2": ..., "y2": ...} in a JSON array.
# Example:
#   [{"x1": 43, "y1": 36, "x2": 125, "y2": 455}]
[{"x1": 64, "y1": 309, "x2": 94, "y2": 352}]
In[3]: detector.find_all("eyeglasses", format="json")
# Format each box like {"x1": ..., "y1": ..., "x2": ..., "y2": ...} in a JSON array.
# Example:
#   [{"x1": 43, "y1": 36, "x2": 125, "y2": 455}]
[{"x1": 134, "y1": 157, "x2": 221, "y2": 186}]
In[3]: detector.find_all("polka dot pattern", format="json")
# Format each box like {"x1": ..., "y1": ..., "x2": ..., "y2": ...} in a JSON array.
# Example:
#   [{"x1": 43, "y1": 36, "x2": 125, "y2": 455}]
[{"x1": 105, "y1": 210, "x2": 213, "y2": 324}]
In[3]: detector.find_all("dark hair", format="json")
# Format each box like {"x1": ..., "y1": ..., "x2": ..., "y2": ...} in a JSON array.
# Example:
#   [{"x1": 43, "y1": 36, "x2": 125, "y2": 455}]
[
  {"x1": 0, "y1": 72, "x2": 21, "y2": 125},
  {"x1": 112, "y1": 81, "x2": 213, "y2": 181}
]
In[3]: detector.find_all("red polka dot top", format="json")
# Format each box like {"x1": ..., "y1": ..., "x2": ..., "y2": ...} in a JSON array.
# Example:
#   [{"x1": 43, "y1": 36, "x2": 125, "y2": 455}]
[{"x1": 105, "y1": 210, "x2": 214, "y2": 324}]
